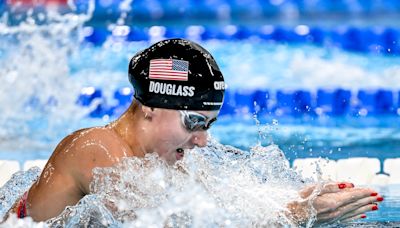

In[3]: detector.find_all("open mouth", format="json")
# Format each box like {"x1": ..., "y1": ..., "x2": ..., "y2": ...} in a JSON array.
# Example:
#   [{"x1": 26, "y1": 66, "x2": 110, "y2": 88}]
[{"x1": 176, "y1": 148, "x2": 185, "y2": 159}]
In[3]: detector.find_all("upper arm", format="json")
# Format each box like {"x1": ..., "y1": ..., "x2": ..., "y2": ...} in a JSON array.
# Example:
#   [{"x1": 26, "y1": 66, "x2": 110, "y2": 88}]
[
  {"x1": 57, "y1": 129, "x2": 131, "y2": 195},
  {"x1": 22, "y1": 128, "x2": 132, "y2": 221}
]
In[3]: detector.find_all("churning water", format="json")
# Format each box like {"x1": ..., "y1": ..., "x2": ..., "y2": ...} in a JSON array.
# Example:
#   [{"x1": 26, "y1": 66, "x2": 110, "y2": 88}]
[
  {"x1": 1, "y1": 141, "x2": 318, "y2": 227},
  {"x1": 0, "y1": 1, "x2": 398, "y2": 227}
]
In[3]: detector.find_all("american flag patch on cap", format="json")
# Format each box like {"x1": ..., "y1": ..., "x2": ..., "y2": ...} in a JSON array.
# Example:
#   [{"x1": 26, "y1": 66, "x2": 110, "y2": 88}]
[{"x1": 149, "y1": 59, "x2": 189, "y2": 81}]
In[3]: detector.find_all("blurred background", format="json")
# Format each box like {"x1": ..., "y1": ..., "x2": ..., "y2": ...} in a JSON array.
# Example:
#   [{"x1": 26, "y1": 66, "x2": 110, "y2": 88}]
[{"x1": 4, "y1": 0, "x2": 400, "y2": 52}]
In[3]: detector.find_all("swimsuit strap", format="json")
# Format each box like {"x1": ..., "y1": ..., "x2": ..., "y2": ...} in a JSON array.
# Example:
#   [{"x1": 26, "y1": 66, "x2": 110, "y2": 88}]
[{"x1": 17, "y1": 191, "x2": 28, "y2": 218}]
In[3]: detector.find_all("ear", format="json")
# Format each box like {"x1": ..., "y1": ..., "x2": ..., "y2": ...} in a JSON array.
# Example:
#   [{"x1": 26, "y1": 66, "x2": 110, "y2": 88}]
[{"x1": 141, "y1": 105, "x2": 155, "y2": 119}]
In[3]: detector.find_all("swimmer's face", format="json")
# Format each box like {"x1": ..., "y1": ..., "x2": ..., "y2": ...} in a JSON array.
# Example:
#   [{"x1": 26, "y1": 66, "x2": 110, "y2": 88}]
[{"x1": 147, "y1": 108, "x2": 219, "y2": 165}]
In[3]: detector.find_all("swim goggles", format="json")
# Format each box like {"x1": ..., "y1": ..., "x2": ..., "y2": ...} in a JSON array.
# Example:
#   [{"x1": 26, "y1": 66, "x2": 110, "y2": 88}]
[{"x1": 179, "y1": 110, "x2": 217, "y2": 132}]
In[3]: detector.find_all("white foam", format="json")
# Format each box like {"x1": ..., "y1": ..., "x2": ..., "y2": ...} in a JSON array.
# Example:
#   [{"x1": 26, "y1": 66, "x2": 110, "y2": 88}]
[
  {"x1": 0, "y1": 160, "x2": 20, "y2": 187},
  {"x1": 0, "y1": 1, "x2": 96, "y2": 151},
  {"x1": 293, "y1": 158, "x2": 337, "y2": 181}
]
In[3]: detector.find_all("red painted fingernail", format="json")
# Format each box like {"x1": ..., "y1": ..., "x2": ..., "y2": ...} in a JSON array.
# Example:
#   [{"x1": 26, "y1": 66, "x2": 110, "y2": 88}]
[
  {"x1": 372, "y1": 205, "x2": 378, "y2": 211},
  {"x1": 377, "y1": 197, "x2": 384, "y2": 202},
  {"x1": 338, "y1": 183, "x2": 346, "y2": 189},
  {"x1": 370, "y1": 192, "x2": 378, "y2": 196},
  {"x1": 361, "y1": 215, "x2": 367, "y2": 219}
]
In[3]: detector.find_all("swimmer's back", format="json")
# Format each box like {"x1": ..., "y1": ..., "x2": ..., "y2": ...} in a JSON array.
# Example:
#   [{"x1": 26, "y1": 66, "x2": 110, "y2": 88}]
[{"x1": 26, "y1": 126, "x2": 133, "y2": 221}]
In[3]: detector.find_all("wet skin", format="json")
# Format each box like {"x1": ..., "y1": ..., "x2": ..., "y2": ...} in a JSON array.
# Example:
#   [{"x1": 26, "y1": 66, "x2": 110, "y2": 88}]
[
  {"x1": 10, "y1": 101, "x2": 214, "y2": 221},
  {"x1": 8, "y1": 101, "x2": 382, "y2": 224},
  {"x1": 287, "y1": 182, "x2": 383, "y2": 226}
]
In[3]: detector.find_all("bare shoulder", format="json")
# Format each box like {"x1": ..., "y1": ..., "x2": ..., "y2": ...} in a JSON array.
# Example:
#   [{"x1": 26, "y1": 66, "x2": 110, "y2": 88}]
[
  {"x1": 49, "y1": 127, "x2": 133, "y2": 193},
  {"x1": 53, "y1": 127, "x2": 132, "y2": 162}
]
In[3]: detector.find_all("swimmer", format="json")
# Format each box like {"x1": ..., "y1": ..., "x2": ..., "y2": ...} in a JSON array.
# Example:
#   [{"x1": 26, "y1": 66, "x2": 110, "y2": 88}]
[{"x1": 5, "y1": 38, "x2": 382, "y2": 225}]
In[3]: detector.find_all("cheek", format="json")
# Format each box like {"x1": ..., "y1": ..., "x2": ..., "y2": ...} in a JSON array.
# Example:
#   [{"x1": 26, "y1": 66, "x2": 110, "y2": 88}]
[
  {"x1": 154, "y1": 118, "x2": 189, "y2": 145},
  {"x1": 161, "y1": 130, "x2": 189, "y2": 146}
]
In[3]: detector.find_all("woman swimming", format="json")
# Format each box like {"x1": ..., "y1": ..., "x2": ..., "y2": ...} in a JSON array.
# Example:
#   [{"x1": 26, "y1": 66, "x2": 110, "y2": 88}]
[{"x1": 6, "y1": 38, "x2": 382, "y2": 225}]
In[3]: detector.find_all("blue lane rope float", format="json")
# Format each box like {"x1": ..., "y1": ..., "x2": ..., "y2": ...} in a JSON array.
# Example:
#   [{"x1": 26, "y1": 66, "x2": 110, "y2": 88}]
[
  {"x1": 81, "y1": 25, "x2": 400, "y2": 55},
  {"x1": 75, "y1": 0, "x2": 400, "y2": 22},
  {"x1": 77, "y1": 87, "x2": 399, "y2": 118}
]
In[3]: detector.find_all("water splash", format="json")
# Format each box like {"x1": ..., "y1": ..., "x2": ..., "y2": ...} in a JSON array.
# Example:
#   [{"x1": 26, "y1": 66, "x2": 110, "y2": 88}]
[
  {"x1": 17, "y1": 140, "x2": 315, "y2": 227},
  {"x1": 46, "y1": 194, "x2": 120, "y2": 228},
  {"x1": 0, "y1": 1, "x2": 95, "y2": 150},
  {"x1": 0, "y1": 167, "x2": 41, "y2": 220}
]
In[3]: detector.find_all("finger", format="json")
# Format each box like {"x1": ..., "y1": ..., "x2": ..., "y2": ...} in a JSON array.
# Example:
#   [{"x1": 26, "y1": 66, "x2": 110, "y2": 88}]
[
  {"x1": 299, "y1": 182, "x2": 354, "y2": 198},
  {"x1": 339, "y1": 203, "x2": 379, "y2": 221},
  {"x1": 341, "y1": 214, "x2": 367, "y2": 223},
  {"x1": 312, "y1": 188, "x2": 377, "y2": 214},
  {"x1": 332, "y1": 187, "x2": 378, "y2": 208},
  {"x1": 318, "y1": 203, "x2": 378, "y2": 222},
  {"x1": 319, "y1": 182, "x2": 355, "y2": 195},
  {"x1": 336, "y1": 195, "x2": 382, "y2": 217}
]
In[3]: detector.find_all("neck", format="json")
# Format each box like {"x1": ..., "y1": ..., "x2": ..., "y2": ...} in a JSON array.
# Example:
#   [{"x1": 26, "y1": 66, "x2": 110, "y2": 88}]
[{"x1": 109, "y1": 101, "x2": 150, "y2": 158}]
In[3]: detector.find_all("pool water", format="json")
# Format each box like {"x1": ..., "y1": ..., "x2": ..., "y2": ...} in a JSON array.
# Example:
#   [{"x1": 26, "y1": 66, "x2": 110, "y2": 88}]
[
  {"x1": 2, "y1": 146, "x2": 399, "y2": 227},
  {"x1": 1, "y1": 2, "x2": 400, "y2": 227}
]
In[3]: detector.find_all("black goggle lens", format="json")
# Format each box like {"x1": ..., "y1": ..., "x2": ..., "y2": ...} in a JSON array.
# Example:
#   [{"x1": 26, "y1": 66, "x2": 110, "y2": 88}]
[{"x1": 180, "y1": 111, "x2": 217, "y2": 132}]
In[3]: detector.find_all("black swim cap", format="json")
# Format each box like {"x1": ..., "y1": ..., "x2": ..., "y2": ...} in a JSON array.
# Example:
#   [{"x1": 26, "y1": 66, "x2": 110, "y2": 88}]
[{"x1": 128, "y1": 38, "x2": 225, "y2": 111}]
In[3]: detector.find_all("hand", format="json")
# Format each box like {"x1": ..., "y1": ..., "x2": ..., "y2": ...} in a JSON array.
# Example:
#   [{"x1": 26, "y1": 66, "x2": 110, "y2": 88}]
[{"x1": 286, "y1": 182, "x2": 383, "y2": 226}]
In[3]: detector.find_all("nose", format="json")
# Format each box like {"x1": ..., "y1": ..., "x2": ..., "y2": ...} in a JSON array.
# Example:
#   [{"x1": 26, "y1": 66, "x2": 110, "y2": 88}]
[{"x1": 191, "y1": 130, "x2": 208, "y2": 147}]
